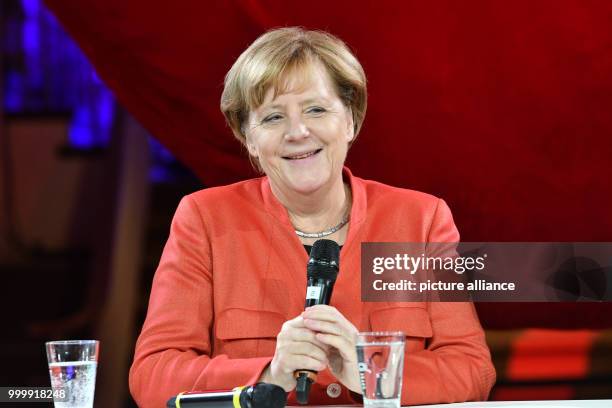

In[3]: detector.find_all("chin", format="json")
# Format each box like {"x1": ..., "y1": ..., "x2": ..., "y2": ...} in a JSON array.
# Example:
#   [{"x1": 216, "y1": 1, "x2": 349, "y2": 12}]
[
  {"x1": 285, "y1": 174, "x2": 330, "y2": 195},
  {"x1": 287, "y1": 181, "x2": 326, "y2": 195}
]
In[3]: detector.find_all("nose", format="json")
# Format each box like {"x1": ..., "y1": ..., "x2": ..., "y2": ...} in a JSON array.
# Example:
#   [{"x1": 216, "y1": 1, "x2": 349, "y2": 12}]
[{"x1": 284, "y1": 114, "x2": 309, "y2": 141}]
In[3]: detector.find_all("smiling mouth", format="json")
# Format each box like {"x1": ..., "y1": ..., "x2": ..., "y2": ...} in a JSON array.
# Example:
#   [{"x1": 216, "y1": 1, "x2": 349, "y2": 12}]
[{"x1": 283, "y1": 148, "x2": 322, "y2": 160}]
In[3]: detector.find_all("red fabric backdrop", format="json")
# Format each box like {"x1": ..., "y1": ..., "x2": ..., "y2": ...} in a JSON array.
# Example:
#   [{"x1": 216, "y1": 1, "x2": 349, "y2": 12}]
[{"x1": 44, "y1": 0, "x2": 612, "y2": 329}]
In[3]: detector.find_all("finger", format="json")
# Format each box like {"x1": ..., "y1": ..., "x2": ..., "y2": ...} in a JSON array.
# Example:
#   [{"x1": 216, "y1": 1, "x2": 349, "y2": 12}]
[
  {"x1": 315, "y1": 332, "x2": 358, "y2": 363},
  {"x1": 303, "y1": 305, "x2": 340, "y2": 321},
  {"x1": 286, "y1": 327, "x2": 331, "y2": 351},
  {"x1": 303, "y1": 317, "x2": 358, "y2": 339},
  {"x1": 305, "y1": 304, "x2": 336, "y2": 312},
  {"x1": 279, "y1": 355, "x2": 327, "y2": 373},
  {"x1": 303, "y1": 307, "x2": 358, "y2": 337},
  {"x1": 282, "y1": 315, "x2": 307, "y2": 329},
  {"x1": 303, "y1": 306, "x2": 353, "y2": 329},
  {"x1": 302, "y1": 318, "x2": 341, "y2": 335},
  {"x1": 281, "y1": 341, "x2": 329, "y2": 364},
  {"x1": 277, "y1": 317, "x2": 312, "y2": 342}
]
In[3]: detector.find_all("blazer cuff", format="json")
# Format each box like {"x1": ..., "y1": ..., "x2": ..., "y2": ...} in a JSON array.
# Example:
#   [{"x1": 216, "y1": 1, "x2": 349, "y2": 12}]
[{"x1": 193, "y1": 355, "x2": 273, "y2": 391}]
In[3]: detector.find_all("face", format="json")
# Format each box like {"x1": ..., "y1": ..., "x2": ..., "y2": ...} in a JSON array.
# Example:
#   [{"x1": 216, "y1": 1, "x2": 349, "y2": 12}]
[{"x1": 245, "y1": 61, "x2": 354, "y2": 196}]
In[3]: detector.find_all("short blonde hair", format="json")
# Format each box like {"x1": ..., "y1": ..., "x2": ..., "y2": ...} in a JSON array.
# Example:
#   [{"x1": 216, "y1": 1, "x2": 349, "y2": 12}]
[{"x1": 221, "y1": 27, "x2": 367, "y2": 145}]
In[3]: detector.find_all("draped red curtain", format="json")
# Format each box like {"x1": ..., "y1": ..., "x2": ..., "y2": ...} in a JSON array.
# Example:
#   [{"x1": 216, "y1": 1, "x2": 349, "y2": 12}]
[{"x1": 44, "y1": 0, "x2": 612, "y2": 328}]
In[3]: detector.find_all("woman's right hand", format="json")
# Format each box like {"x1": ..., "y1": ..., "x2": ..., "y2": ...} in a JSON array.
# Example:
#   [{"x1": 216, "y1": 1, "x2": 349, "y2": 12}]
[{"x1": 260, "y1": 314, "x2": 329, "y2": 391}]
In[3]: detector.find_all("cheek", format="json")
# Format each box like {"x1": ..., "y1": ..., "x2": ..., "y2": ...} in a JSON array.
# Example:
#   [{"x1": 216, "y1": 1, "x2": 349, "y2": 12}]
[
  {"x1": 310, "y1": 118, "x2": 350, "y2": 142},
  {"x1": 248, "y1": 132, "x2": 277, "y2": 157},
  {"x1": 325, "y1": 141, "x2": 349, "y2": 165}
]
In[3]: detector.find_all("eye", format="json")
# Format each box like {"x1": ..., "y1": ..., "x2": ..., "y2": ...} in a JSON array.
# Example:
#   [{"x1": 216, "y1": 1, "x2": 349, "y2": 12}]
[
  {"x1": 262, "y1": 113, "x2": 283, "y2": 124},
  {"x1": 306, "y1": 106, "x2": 326, "y2": 115}
]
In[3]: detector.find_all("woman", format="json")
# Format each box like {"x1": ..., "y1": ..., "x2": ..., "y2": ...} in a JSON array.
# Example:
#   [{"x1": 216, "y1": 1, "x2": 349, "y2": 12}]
[{"x1": 129, "y1": 27, "x2": 495, "y2": 407}]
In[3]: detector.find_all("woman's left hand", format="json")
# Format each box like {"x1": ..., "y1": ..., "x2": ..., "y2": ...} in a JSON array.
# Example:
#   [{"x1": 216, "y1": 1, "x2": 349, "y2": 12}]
[{"x1": 301, "y1": 305, "x2": 361, "y2": 394}]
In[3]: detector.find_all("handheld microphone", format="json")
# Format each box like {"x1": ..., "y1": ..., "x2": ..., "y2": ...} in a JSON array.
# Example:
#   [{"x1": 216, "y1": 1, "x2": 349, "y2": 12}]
[
  {"x1": 294, "y1": 239, "x2": 340, "y2": 405},
  {"x1": 165, "y1": 383, "x2": 287, "y2": 408}
]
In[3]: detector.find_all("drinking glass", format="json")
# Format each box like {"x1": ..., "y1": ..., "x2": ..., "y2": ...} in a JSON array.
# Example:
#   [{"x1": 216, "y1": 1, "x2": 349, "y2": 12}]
[
  {"x1": 356, "y1": 332, "x2": 405, "y2": 408},
  {"x1": 46, "y1": 340, "x2": 99, "y2": 408}
]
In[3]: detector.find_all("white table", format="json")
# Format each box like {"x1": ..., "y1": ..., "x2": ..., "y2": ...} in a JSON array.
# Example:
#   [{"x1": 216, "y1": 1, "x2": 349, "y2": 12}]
[
  {"x1": 303, "y1": 401, "x2": 612, "y2": 408},
  {"x1": 410, "y1": 400, "x2": 612, "y2": 408}
]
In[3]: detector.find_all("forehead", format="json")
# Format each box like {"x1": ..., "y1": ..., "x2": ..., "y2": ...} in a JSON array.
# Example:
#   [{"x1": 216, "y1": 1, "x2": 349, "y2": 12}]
[{"x1": 260, "y1": 61, "x2": 339, "y2": 107}]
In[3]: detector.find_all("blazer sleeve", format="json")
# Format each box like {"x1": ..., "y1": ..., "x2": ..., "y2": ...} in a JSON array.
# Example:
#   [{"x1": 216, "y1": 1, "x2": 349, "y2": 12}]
[
  {"x1": 129, "y1": 195, "x2": 271, "y2": 408},
  {"x1": 402, "y1": 199, "x2": 496, "y2": 405}
]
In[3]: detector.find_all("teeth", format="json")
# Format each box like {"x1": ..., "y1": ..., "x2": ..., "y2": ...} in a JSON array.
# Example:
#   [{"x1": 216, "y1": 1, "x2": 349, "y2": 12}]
[{"x1": 287, "y1": 150, "x2": 318, "y2": 160}]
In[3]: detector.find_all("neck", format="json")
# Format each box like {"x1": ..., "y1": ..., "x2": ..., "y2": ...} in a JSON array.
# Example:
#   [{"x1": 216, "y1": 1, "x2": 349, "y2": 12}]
[{"x1": 270, "y1": 175, "x2": 349, "y2": 235}]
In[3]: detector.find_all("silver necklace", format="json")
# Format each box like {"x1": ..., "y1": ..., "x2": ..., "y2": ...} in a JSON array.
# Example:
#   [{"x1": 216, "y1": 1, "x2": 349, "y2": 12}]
[{"x1": 294, "y1": 216, "x2": 350, "y2": 238}]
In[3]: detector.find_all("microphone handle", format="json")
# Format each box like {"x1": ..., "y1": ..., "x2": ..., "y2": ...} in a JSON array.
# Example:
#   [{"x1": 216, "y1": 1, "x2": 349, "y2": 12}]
[
  {"x1": 295, "y1": 277, "x2": 336, "y2": 404},
  {"x1": 304, "y1": 277, "x2": 334, "y2": 307}
]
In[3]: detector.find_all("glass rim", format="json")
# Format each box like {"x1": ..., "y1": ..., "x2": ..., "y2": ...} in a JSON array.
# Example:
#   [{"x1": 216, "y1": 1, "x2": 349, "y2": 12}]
[
  {"x1": 45, "y1": 340, "x2": 99, "y2": 346},
  {"x1": 356, "y1": 331, "x2": 405, "y2": 338}
]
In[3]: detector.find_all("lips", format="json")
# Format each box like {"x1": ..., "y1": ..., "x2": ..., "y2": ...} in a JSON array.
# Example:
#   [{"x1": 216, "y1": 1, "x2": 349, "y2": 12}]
[{"x1": 282, "y1": 148, "x2": 322, "y2": 160}]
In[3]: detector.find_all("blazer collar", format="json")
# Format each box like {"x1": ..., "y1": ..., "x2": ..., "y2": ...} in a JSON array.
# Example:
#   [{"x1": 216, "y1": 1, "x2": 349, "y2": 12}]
[{"x1": 260, "y1": 166, "x2": 367, "y2": 230}]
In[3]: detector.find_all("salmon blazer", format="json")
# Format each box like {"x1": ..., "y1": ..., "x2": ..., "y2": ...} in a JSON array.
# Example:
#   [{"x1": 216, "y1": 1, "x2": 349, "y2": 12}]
[{"x1": 130, "y1": 168, "x2": 496, "y2": 407}]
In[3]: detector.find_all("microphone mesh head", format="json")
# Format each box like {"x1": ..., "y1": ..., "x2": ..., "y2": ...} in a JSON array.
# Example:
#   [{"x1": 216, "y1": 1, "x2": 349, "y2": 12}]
[
  {"x1": 307, "y1": 239, "x2": 340, "y2": 280},
  {"x1": 250, "y1": 383, "x2": 287, "y2": 408},
  {"x1": 310, "y1": 239, "x2": 340, "y2": 263}
]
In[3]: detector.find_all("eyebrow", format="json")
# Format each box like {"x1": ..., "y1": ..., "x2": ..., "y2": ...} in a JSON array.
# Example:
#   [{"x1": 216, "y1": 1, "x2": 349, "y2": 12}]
[{"x1": 260, "y1": 98, "x2": 330, "y2": 112}]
